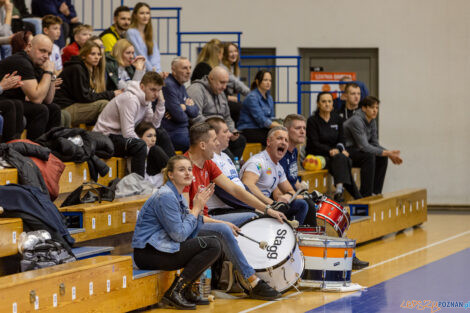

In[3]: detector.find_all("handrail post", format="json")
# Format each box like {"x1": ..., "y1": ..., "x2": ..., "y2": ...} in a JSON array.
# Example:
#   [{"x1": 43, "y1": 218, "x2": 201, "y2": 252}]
[{"x1": 297, "y1": 57, "x2": 301, "y2": 114}]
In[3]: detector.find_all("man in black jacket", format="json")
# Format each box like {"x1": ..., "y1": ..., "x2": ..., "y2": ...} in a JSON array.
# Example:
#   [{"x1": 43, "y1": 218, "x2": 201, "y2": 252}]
[{"x1": 0, "y1": 34, "x2": 61, "y2": 140}]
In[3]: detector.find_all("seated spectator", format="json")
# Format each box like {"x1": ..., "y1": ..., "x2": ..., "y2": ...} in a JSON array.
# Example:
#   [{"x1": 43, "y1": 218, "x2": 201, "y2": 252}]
[
  {"x1": 132, "y1": 155, "x2": 222, "y2": 310},
  {"x1": 105, "y1": 38, "x2": 145, "y2": 91},
  {"x1": 337, "y1": 82, "x2": 361, "y2": 120},
  {"x1": 183, "y1": 122, "x2": 284, "y2": 301},
  {"x1": 343, "y1": 96, "x2": 403, "y2": 197},
  {"x1": 161, "y1": 56, "x2": 198, "y2": 151},
  {"x1": 190, "y1": 38, "x2": 223, "y2": 82},
  {"x1": 187, "y1": 66, "x2": 246, "y2": 159},
  {"x1": 333, "y1": 75, "x2": 352, "y2": 111},
  {"x1": 100, "y1": 5, "x2": 130, "y2": 53},
  {"x1": 31, "y1": 0, "x2": 79, "y2": 48},
  {"x1": 240, "y1": 126, "x2": 309, "y2": 224},
  {"x1": 93, "y1": 72, "x2": 168, "y2": 177},
  {"x1": 0, "y1": 71, "x2": 23, "y2": 142},
  {"x1": 10, "y1": 29, "x2": 31, "y2": 53},
  {"x1": 0, "y1": 34, "x2": 61, "y2": 140},
  {"x1": 306, "y1": 92, "x2": 362, "y2": 202},
  {"x1": 221, "y1": 42, "x2": 249, "y2": 124},
  {"x1": 55, "y1": 40, "x2": 118, "y2": 126},
  {"x1": 134, "y1": 122, "x2": 169, "y2": 187},
  {"x1": 11, "y1": 0, "x2": 40, "y2": 35},
  {"x1": 42, "y1": 14, "x2": 62, "y2": 74},
  {"x1": 61, "y1": 24, "x2": 92, "y2": 64},
  {"x1": 237, "y1": 70, "x2": 280, "y2": 145},
  {"x1": 0, "y1": 0, "x2": 13, "y2": 59},
  {"x1": 126, "y1": 2, "x2": 161, "y2": 73}
]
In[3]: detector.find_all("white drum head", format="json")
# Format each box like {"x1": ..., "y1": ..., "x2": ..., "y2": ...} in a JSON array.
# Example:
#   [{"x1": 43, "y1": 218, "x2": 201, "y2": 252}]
[{"x1": 236, "y1": 217, "x2": 296, "y2": 270}]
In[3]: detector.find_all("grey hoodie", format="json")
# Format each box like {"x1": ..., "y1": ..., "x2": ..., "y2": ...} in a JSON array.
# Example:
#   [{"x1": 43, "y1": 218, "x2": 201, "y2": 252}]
[
  {"x1": 187, "y1": 76, "x2": 236, "y2": 132},
  {"x1": 93, "y1": 81, "x2": 165, "y2": 137}
]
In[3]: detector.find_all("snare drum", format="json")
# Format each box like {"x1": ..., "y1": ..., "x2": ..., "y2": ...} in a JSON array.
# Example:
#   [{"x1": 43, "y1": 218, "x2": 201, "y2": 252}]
[
  {"x1": 298, "y1": 234, "x2": 355, "y2": 288},
  {"x1": 316, "y1": 197, "x2": 350, "y2": 237},
  {"x1": 236, "y1": 216, "x2": 304, "y2": 293}
]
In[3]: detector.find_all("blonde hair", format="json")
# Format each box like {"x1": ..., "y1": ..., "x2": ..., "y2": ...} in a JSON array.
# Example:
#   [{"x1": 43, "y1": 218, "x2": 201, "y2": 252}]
[
  {"x1": 112, "y1": 39, "x2": 133, "y2": 67},
  {"x1": 222, "y1": 42, "x2": 240, "y2": 77},
  {"x1": 130, "y1": 2, "x2": 154, "y2": 55},
  {"x1": 79, "y1": 41, "x2": 106, "y2": 93},
  {"x1": 162, "y1": 155, "x2": 191, "y2": 184},
  {"x1": 196, "y1": 39, "x2": 223, "y2": 69}
]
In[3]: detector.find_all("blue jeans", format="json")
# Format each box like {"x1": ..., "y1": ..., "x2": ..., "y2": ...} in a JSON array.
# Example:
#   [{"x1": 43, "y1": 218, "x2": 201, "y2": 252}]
[
  {"x1": 285, "y1": 199, "x2": 309, "y2": 225},
  {"x1": 199, "y1": 212, "x2": 258, "y2": 279},
  {"x1": 22, "y1": 18, "x2": 42, "y2": 35}
]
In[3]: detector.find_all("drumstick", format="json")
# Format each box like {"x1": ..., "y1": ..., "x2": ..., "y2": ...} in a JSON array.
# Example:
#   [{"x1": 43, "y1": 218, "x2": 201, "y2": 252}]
[
  {"x1": 237, "y1": 231, "x2": 268, "y2": 249},
  {"x1": 288, "y1": 188, "x2": 307, "y2": 204},
  {"x1": 0, "y1": 206, "x2": 3, "y2": 214},
  {"x1": 285, "y1": 219, "x2": 299, "y2": 229}
]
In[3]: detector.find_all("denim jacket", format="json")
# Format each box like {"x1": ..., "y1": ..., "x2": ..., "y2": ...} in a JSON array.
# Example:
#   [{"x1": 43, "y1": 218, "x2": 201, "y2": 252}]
[
  {"x1": 237, "y1": 88, "x2": 274, "y2": 130},
  {"x1": 132, "y1": 180, "x2": 204, "y2": 253}
]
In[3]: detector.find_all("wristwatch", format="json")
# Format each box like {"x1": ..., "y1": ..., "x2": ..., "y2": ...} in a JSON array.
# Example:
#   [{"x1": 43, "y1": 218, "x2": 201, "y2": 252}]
[
  {"x1": 43, "y1": 70, "x2": 54, "y2": 76},
  {"x1": 264, "y1": 204, "x2": 272, "y2": 214}
]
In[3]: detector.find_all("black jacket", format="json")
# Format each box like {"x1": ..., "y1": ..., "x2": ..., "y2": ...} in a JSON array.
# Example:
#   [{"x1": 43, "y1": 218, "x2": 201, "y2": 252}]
[
  {"x1": 54, "y1": 56, "x2": 115, "y2": 109},
  {"x1": 0, "y1": 141, "x2": 50, "y2": 194},
  {"x1": 306, "y1": 111, "x2": 346, "y2": 157},
  {"x1": 35, "y1": 127, "x2": 110, "y2": 182}
]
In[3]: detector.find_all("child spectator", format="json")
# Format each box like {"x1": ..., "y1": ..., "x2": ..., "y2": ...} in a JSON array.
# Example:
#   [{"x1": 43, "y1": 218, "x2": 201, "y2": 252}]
[
  {"x1": 42, "y1": 14, "x2": 62, "y2": 74},
  {"x1": 61, "y1": 24, "x2": 91, "y2": 64}
]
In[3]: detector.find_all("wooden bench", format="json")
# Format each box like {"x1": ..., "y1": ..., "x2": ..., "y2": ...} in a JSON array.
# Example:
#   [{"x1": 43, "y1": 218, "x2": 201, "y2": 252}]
[
  {"x1": 0, "y1": 218, "x2": 22, "y2": 258},
  {"x1": 298, "y1": 169, "x2": 329, "y2": 194},
  {"x1": 0, "y1": 255, "x2": 174, "y2": 312},
  {"x1": 242, "y1": 143, "x2": 262, "y2": 161},
  {"x1": 59, "y1": 195, "x2": 150, "y2": 242},
  {"x1": 347, "y1": 188, "x2": 427, "y2": 243}
]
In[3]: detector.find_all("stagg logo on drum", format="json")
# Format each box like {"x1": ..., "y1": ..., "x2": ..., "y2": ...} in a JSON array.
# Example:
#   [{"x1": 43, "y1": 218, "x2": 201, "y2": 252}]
[{"x1": 267, "y1": 229, "x2": 287, "y2": 259}]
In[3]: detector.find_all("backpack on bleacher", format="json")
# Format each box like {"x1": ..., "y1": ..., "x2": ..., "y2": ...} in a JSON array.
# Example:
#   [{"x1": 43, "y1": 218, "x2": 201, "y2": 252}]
[{"x1": 18, "y1": 230, "x2": 76, "y2": 272}]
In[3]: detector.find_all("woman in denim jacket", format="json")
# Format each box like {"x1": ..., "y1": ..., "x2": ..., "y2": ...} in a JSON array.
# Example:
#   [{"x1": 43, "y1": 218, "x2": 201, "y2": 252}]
[{"x1": 132, "y1": 155, "x2": 221, "y2": 309}]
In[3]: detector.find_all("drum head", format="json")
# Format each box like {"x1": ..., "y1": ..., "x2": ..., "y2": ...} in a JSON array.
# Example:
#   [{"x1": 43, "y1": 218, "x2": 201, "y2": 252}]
[{"x1": 236, "y1": 217, "x2": 296, "y2": 270}]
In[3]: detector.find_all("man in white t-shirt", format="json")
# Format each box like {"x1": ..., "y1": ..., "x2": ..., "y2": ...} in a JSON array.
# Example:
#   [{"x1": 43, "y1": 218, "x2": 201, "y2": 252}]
[
  {"x1": 240, "y1": 126, "x2": 309, "y2": 224},
  {"x1": 206, "y1": 116, "x2": 258, "y2": 220}
]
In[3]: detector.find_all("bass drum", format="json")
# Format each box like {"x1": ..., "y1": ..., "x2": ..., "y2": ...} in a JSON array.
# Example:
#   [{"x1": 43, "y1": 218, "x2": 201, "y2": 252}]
[{"x1": 235, "y1": 216, "x2": 304, "y2": 293}]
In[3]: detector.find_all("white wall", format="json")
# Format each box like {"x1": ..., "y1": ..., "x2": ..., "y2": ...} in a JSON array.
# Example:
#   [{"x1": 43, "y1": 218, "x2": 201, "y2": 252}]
[{"x1": 77, "y1": 0, "x2": 470, "y2": 205}]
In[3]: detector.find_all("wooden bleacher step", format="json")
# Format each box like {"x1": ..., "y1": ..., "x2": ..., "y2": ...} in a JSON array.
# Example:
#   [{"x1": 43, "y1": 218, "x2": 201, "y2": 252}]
[
  {"x1": 0, "y1": 218, "x2": 22, "y2": 258},
  {"x1": 72, "y1": 246, "x2": 114, "y2": 260},
  {"x1": 346, "y1": 188, "x2": 427, "y2": 244},
  {"x1": 242, "y1": 143, "x2": 262, "y2": 161}
]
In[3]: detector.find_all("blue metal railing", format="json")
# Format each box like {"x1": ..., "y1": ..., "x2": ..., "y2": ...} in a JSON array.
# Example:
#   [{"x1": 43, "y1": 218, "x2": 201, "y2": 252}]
[
  {"x1": 177, "y1": 31, "x2": 242, "y2": 59},
  {"x1": 74, "y1": 1, "x2": 181, "y2": 55},
  {"x1": 240, "y1": 56, "x2": 301, "y2": 114},
  {"x1": 299, "y1": 81, "x2": 349, "y2": 113}
]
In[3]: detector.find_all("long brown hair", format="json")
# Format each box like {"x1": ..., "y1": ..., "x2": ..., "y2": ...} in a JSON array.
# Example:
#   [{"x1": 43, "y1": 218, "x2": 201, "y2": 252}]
[
  {"x1": 161, "y1": 155, "x2": 191, "y2": 184},
  {"x1": 222, "y1": 42, "x2": 240, "y2": 77},
  {"x1": 79, "y1": 41, "x2": 106, "y2": 93},
  {"x1": 196, "y1": 38, "x2": 223, "y2": 69},
  {"x1": 130, "y1": 2, "x2": 154, "y2": 55}
]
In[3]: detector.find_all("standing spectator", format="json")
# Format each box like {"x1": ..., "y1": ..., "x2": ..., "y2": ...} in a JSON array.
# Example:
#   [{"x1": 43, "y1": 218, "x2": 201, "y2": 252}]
[
  {"x1": 93, "y1": 72, "x2": 168, "y2": 177},
  {"x1": 337, "y1": 82, "x2": 361, "y2": 121},
  {"x1": 55, "y1": 40, "x2": 118, "y2": 126},
  {"x1": 306, "y1": 92, "x2": 362, "y2": 202},
  {"x1": 221, "y1": 42, "x2": 250, "y2": 124},
  {"x1": 0, "y1": 0, "x2": 13, "y2": 59},
  {"x1": 162, "y1": 56, "x2": 199, "y2": 151},
  {"x1": 31, "y1": 0, "x2": 79, "y2": 48},
  {"x1": 61, "y1": 24, "x2": 91, "y2": 64},
  {"x1": 187, "y1": 66, "x2": 246, "y2": 160},
  {"x1": 126, "y1": 2, "x2": 161, "y2": 73},
  {"x1": 42, "y1": 14, "x2": 62, "y2": 74},
  {"x1": 238, "y1": 70, "x2": 280, "y2": 145},
  {"x1": 190, "y1": 38, "x2": 223, "y2": 82},
  {"x1": 0, "y1": 34, "x2": 61, "y2": 140},
  {"x1": 343, "y1": 96, "x2": 403, "y2": 197},
  {"x1": 0, "y1": 71, "x2": 23, "y2": 142},
  {"x1": 105, "y1": 39, "x2": 146, "y2": 91},
  {"x1": 100, "y1": 5, "x2": 131, "y2": 53}
]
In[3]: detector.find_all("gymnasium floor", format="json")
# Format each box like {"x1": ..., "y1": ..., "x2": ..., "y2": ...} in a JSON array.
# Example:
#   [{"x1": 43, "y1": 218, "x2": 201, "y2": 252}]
[{"x1": 141, "y1": 211, "x2": 470, "y2": 313}]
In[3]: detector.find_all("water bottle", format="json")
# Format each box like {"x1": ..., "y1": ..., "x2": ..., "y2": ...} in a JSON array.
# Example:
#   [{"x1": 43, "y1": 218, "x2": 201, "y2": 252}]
[
  {"x1": 233, "y1": 157, "x2": 241, "y2": 174},
  {"x1": 200, "y1": 268, "x2": 212, "y2": 298}
]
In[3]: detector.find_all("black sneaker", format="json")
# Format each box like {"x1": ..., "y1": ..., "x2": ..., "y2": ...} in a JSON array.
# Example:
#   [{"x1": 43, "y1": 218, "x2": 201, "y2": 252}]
[
  {"x1": 334, "y1": 191, "x2": 345, "y2": 204},
  {"x1": 250, "y1": 280, "x2": 281, "y2": 301},
  {"x1": 352, "y1": 256, "x2": 369, "y2": 270}
]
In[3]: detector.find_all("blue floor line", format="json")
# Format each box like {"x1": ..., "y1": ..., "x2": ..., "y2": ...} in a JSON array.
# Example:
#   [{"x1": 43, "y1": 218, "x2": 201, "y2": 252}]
[{"x1": 306, "y1": 247, "x2": 470, "y2": 313}]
